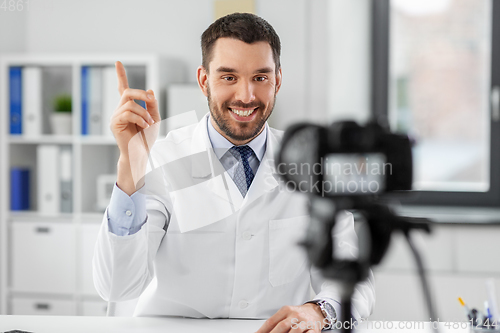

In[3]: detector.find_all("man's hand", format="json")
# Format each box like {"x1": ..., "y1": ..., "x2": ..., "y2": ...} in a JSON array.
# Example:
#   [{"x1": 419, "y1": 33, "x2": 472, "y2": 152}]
[
  {"x1": 111, "y1": 61, "x2": 160, "y2": 155},
  {"x1": 111, "y1": 61, "x2": 161, "y2": 195},
  {"x1": 255, "y1": 303, "x2": 326, "y2": 333}
]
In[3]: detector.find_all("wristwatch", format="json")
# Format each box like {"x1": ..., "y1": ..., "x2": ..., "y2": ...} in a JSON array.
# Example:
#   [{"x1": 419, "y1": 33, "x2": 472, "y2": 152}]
[{"x1": 307, "y1": 300, "x2": 337, "y2": 329}]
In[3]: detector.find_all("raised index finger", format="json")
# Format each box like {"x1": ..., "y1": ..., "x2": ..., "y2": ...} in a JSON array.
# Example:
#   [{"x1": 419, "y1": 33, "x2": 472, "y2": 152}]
[{"x1": 115, "y1": 61, "x2": 129, "y2": 96}]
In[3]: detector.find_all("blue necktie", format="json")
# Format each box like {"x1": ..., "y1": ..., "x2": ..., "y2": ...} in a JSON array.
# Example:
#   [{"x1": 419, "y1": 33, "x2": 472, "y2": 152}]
[{"x1": 229, "y1": 145, "x2": 255, "y2": 197}]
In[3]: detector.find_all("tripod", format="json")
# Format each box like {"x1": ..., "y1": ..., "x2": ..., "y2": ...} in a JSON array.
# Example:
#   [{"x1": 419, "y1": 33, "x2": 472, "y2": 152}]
[{"x1": 302, "y1": 196, "x2": 439, "y2": 333}]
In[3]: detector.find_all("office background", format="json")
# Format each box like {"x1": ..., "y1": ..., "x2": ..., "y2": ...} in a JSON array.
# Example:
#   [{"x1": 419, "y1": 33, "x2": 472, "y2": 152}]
[{"x1": 1, "y1": 0, "x2": 499, "y2": 323}]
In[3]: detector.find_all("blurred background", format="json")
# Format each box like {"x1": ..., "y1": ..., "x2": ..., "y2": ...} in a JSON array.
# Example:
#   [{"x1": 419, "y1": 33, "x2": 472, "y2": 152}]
[{"x1": 1, "y1": 0, "x2": 500, "y2": 324}]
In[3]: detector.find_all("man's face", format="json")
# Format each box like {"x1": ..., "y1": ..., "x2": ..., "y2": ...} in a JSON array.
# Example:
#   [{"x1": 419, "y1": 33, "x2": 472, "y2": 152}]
[{"x1": 197, "y1": 37, "x2": 282, "y2": 145}]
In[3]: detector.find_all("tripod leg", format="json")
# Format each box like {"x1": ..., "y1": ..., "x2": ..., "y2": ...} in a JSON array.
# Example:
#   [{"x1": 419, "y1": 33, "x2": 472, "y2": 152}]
[
  {"x1": 404, "y1": 231, "x2": 440, "y2": 333},
  {"x1": 339, "y1": 282, "x2": 356, "y2": 333}
]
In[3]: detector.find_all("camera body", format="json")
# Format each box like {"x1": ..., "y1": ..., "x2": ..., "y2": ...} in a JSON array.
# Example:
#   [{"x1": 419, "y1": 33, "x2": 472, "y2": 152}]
[{"x1": 276, "y1": 120, "x2": 413, "y2": 197}]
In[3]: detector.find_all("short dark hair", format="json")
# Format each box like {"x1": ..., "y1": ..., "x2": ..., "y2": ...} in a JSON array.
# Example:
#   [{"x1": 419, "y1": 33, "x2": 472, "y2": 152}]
[{"x1": 201, "y1": 13, "x2": 281, "y2": 73}]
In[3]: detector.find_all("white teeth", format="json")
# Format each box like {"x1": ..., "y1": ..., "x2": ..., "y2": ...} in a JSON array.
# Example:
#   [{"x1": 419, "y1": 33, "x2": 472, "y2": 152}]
[{"x1": 230, "y1": 108, "x2": 255, "y2": 117}]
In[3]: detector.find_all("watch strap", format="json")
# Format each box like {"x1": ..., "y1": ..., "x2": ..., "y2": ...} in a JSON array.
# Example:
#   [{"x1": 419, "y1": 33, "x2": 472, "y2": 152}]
[{"x1": 305, "y1": 300, "x2": 337, "y2": 330}]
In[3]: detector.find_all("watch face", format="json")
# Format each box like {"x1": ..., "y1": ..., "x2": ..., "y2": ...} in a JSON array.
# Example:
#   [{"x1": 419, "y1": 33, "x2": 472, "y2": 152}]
[{"x1": 323, "y1": 302, "x2": 336, "y2": 319}]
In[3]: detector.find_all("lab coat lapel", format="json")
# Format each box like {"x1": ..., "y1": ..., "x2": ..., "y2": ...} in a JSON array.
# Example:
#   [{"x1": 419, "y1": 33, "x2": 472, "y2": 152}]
[
  {"x1": 244, "y1": 125, "x2": 280, "y2": 205},
  {"x1": 190, "y1": 114, "x2": 214, "y2": 179},
  {"x1": 189, "y1": 114, "x2": 239, "y2": 205},
  {"x1": 170, "y1": 115, "x2": 239, "y2": 233}
]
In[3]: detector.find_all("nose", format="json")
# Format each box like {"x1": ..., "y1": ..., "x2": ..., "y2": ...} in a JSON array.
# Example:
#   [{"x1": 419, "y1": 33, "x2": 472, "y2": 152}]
[{"x1": 234, "y1": 80, "x2": 255, "y2": 104}]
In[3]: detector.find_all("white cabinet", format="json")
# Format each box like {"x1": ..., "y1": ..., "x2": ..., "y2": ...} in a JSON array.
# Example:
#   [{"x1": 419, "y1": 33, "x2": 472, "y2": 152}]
[
  {"x1": 81, "y1": 223, "x2": 101, "y2": 296},
  {"x1": 378, "y1": 227, "x2": 455, "y2": 272},
  {"x1": 0, "y1": 54, "x2": 169, "y2": 315},
  {"x1": 81, "y1": 300, "x2": 108, "y2": 316},
  {"x1": 11, "y1": 221, "x2": 76, "y2": 294},
  {"x1": 372, "y1": 224, "x2": 500, "y2": 322},
  {"x1": 455, "y1": 226, "x2": 500, "y2": 273},
  {"x1": 11, "y1": 297, "x2": 77, "y2": 316}
]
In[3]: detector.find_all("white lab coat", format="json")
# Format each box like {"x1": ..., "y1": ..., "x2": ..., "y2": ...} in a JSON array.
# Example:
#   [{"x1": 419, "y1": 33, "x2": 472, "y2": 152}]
[{"x1": 93, "y1": 114, "x2": 375, "y2": 319}]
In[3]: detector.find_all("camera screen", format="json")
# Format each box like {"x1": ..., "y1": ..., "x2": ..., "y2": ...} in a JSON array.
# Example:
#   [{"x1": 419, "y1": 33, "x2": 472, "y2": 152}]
[{"x1": 322, "y1": 153, "x2": 388, "y2": 195}]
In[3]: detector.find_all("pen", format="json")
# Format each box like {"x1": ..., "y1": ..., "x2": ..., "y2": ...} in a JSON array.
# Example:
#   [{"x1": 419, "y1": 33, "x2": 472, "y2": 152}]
[
  {"x1": 485, "y1": 301, "x2": 492, "y2": 320},
  {"x1": 486, "y1": 279, "x2": 499, "y2": 323},
  {"x1": 458, "y1": 297, "x2": 473, "y2": 321}
]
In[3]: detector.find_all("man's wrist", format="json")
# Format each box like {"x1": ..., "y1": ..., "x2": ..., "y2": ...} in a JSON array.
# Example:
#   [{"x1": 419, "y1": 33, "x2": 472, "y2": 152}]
[
  {"x1": 305, "y1": 300, "x2": 337, "y2": 330},
  {"x1": 117, "y1": 156, "x2": 142, "y2": 196},
  {"x1": 303, "y1": 303, "x2": 328, "y2": 329}
]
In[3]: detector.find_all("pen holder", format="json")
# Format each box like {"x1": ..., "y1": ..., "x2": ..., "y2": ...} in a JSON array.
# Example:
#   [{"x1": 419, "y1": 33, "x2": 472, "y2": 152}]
[
  {"x1": 471, "y1": 322, "x2": 500, "y2": 333},
  {"x1": 471, "y1": 328, "x2": 500, "y2": 333}
]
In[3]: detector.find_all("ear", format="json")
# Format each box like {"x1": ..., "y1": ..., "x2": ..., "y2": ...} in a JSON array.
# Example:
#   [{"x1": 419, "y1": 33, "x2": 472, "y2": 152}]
[
  {"x1": 274, "y1": 67, "x2": 282, "y2": 95},
  {"x1": 197, "y1": 66, "x2": 209, "y2": 97}
]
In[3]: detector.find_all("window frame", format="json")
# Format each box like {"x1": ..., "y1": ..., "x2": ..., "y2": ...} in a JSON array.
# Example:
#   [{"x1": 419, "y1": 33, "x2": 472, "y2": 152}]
[{"x1": 372, "y1": 0, "x2": 500, "y2": 207}]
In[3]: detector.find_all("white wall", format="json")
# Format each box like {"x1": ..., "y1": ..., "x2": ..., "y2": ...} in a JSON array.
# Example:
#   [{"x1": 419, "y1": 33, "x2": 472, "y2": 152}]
[
  {"x1": 0, "y1": 9, "x2": 26, "y2": 53},
  {"x1": 328, "y1": 0, "x2": 372, "y2": 124},
  {"x1": 23, "y1": 0, "x2": 212, "y2": 82},
  {"x1": 258, "y1": 0, "x2": 308, "y2": 129},
  {"x1": 264, "y1": 0, "x2": 373, "y2": 128}
]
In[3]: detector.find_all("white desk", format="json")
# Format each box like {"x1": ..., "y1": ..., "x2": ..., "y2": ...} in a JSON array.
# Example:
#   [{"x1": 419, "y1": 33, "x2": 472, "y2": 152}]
[
  {"x1": 2, "y1": 316, "x2": 264, "y2": 333},
  {"x1": 0, "y1": 316, "x2": 472, "y2": 333}
]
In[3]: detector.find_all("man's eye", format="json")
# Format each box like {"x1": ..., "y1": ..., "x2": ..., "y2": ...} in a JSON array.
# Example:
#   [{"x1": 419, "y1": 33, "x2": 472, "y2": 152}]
[
  {"x1": 255, "y1": 76, "x2": 266, "y2": 82},
  {"x1": 224, "y1": 76, "x2": 235, "y2": 81}
]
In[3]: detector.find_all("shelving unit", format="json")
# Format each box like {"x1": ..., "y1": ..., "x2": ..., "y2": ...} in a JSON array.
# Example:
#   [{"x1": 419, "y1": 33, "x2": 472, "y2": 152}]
[{"x1": 0, "y1": 54, "x2": 169, "y2": 316}]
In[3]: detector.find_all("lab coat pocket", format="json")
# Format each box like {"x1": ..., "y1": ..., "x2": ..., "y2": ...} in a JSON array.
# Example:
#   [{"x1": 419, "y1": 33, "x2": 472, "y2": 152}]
[{"x1": 268, "y1": 215, "x2": 310, "y2": 287}]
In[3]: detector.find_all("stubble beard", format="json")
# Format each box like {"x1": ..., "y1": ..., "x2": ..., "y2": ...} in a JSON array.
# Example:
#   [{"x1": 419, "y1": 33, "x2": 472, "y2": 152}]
[{"x1": 207, "y1": 84, "x2": 276, "y2": 143}]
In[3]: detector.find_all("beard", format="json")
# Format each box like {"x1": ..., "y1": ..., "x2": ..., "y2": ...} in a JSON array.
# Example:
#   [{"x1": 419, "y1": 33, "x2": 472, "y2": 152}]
[{"x1": 207, "y1": 84, "x2": 276, "y2": 142}]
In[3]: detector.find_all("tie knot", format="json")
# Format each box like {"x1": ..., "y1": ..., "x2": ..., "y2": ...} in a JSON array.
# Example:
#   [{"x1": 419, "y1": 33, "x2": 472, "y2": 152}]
[{"x1": 229, "y1": 145, "x2": 254, "y2": 161}]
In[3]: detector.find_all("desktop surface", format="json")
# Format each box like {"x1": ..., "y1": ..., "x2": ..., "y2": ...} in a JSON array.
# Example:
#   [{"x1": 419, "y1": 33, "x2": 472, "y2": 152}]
[
  {"x1": 1, "y1": 316, "x2": 265, "y2": 333},
  {"x1": 0, "y1": 315, "x2": 473, "y2": 333}
]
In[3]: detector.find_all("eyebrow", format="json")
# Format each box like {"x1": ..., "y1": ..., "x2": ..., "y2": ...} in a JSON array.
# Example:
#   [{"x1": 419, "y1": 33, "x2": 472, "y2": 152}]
[
  {"x1": 215, "y1": 66, "x2": 274, "y2": 74},
  {"x1": 255, "y1": 67, "x2": 274, "y2": 74},
  {"x1": 216, "y1": 66, "x2": 236, "y2": 73}
]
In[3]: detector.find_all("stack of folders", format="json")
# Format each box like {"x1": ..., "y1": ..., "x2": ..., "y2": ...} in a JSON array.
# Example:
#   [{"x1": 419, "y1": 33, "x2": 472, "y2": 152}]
[
  {"x1": 81, "y1": 66, "x2": 145, "y2": 136},
  {"x1": 9, "y1": 66, "x2": 43, "y2": 136},
  {"x1": 37, "y1": 145, "x2": 73, "y2": 214}
]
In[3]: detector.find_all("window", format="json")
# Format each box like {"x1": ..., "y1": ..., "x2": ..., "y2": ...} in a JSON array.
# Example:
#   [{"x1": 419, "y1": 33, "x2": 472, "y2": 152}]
[{"x1": 372, "y1": 0, "x2": 500, "y2": 206}]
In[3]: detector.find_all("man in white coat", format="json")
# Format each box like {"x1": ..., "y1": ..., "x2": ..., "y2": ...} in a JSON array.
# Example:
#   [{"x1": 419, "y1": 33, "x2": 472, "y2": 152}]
[{"x1": 93, "y1": 13, "x2": 375, "y2": 332}]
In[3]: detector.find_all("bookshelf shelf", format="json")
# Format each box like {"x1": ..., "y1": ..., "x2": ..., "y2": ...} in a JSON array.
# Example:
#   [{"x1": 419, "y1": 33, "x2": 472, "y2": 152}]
[
  {"x1": 0, "y1": 54, "x2": 169, "y2": 316},
  {"x1": 8, "y1": 211, "x2": 74, "y2": 221},
  {"x1": 9, "y1": 135, "x2": 74, "y2": 144}
]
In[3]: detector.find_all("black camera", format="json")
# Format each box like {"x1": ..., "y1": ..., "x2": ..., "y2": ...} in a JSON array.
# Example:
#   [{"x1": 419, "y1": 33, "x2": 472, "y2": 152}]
[
  {"x1": 276, "y1": 120, "x2": 437, "y2": 333},
  {"x1": 276, "y1": 120, "x2": 413, "y2": 197}
]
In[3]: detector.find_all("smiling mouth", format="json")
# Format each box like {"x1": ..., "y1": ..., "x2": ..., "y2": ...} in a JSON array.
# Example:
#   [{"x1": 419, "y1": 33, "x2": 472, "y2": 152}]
[{"x1": 229, "y1": 107, "x2": 258, "y2": 117}]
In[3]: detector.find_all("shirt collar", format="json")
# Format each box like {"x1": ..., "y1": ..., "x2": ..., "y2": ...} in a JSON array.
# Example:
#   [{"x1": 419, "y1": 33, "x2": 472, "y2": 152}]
[{"x1": 206, "y1": 115, "x2": 267, "y2": 161}]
